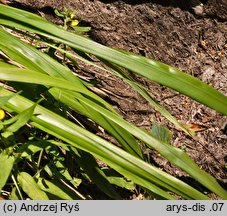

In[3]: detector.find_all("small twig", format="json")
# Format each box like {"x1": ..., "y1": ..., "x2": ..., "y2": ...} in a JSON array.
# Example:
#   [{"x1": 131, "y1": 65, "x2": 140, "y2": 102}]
[
  {"x1": 37, "y1": 149, "x2": 44, "y2": 169},
  {"x1": 58, "y1": 178, "x2": 86, "y2": 200}
]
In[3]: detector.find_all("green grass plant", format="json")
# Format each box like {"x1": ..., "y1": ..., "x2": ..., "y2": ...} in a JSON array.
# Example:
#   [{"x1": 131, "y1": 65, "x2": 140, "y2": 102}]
[{"x1": 0, "y1": 5, "x2": 227, "y2": 200}]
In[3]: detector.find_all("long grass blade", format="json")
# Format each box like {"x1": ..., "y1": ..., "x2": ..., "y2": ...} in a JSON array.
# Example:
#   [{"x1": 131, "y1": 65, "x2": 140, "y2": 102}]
[
  {"x1": 0, "y1": 29, "x2": 143, "y2": 159},
  {"x1": 0, "y1": 5, "x2": 226, "y2": 114},
  {"x1": 59, "y1": 89, "x2": 227, "y2": 199},
  {"x1": 0, "y1": 88, "x2": 209, "y2": 199}
]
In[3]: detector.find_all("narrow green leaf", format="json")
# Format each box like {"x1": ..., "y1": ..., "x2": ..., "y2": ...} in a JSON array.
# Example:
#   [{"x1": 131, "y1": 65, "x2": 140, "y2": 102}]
[
  {"x1": 54, "y1": 8, "x2": 65, "y2": 18},
  {"x1": 5, "y1": 104, "x2": 36, "y2": 133},
  {"x1": 102, "y1": 61, "x2": 192, "y2": 135},
  {"x1": 17, "y1": 172, "x2": 49, "y2": 200},
  {"x1": 0, "y1": 68, "x2": 91, "y2": 93},
  {"x1": 0, "y1": 152, "x2": 14, "y2": 190},
  {"x1": 72, "y1": 26, "x2": 91, "y2": 32},
  {"x1": 1, "y1": 89, "x2": 209, "y2": 199}
]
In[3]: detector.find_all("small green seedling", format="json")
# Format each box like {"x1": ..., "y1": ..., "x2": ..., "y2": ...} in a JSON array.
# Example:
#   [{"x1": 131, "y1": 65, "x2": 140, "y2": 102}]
[{"x1": 54, "y1": 7, "x2": 90, "y2": 32}]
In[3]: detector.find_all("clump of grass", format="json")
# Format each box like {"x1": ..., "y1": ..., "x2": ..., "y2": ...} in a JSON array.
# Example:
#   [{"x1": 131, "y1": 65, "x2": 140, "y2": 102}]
[{"x1": 0, "y1": 5, "x2": 227, "y2": 200}]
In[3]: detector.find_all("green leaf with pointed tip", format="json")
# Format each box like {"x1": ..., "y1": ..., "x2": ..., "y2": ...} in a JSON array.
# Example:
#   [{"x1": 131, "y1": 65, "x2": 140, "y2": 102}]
[
  {"x1": 5, "y1": 104, "x2": 36, "y2": 133},
  {"x1": 0, "y1": 152, "x2": 14, "y2": 190},
  {"x1": 17, "y1": 172, "x2": 49, "y2": 200},
  {"x1": 101, "y1": 61, "x2": 192, "y2": 136}
]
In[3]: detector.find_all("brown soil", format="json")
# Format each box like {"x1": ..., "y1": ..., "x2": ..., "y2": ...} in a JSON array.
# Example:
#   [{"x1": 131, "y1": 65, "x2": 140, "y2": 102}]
[{"x1": 7, "y1": 0, "x2": 227, "y2": 195}]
